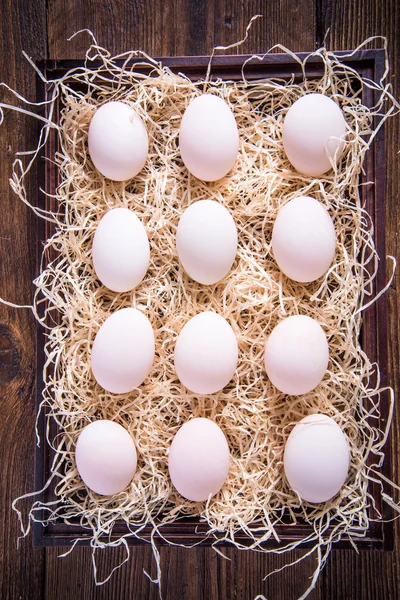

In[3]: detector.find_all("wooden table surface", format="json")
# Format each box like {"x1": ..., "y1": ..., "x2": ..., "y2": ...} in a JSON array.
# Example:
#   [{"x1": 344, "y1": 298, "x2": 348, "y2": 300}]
[{"x1": 0, "y1": 1, "x2": 399, "y2": 599}]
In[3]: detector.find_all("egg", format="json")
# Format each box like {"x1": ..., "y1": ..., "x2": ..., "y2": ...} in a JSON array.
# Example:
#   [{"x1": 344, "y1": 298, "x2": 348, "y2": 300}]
[
  {"x1": 179, "y1": 94, "x2": 239, "y2": 181},
  {"x1": 271, "y1": 196, "x2": 336, "y2": 283},
  {"x1": 168, "y1": 418, "x2": 230, "y2": 501},
  {"x1": 91, "y1": 307, "x2": 154, "y2": 394},
  {"x1": 174, "y1": 311, "x2": 238, "y2": 395},
  {"x1": 92, "y1": 208, "x2": 150, "y2": 292},
  {"x1": 88, "y1": 101, "x2": 148, "y2": 181},
  {"x1": 264, "y1": 315, "x2": 329, "y2": 395},
  {"x1": 283, "y1": 414, "x2": 350, "y2": 503},
  {"x1": 176, "y1": 200, "x2": 237, "y2": 285},
  {"x1": 75, "y1": 420, "x2": 137, "y2": 496},
  {"x1": 282, "y1": 93, "x2": 347, "y2": 176}
]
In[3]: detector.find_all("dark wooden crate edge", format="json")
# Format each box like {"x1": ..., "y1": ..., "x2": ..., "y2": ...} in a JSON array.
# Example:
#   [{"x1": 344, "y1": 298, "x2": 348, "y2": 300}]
[
  {"x1": 33, "y1": 49, "x2": 393, "y2": 550},
  {"x1": 36, "y1": 48, "x2": 382, "y2": 80}
]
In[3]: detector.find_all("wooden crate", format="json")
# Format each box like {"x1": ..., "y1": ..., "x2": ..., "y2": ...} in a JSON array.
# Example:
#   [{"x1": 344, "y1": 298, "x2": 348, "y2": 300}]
[{"x1": 33, "y1": 49, "x2": 392, "y2": 549}]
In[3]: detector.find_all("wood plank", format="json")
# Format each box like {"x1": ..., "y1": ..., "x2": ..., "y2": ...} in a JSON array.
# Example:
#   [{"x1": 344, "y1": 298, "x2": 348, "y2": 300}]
[
  {"x1": 0, "y1": 1, "x2": 47, "y2": 599},
  {"x1": 324, "y1": 550, "x2": 399, "y2": 600},
  {"x1": 47, "y1": 0, "x2": 315, "y2": 59},
  {"x1": 318, "y1": 0, "x2": 400, "y2": 597},
  {"x1": 45, "y1": 545, "x2": 324, "y2": 599}
]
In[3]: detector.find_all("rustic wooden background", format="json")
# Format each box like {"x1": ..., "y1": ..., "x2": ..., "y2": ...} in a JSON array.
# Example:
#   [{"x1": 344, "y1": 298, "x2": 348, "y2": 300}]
[{"x1": 0, "y1": 1, "x2": 399, "y2": 599}]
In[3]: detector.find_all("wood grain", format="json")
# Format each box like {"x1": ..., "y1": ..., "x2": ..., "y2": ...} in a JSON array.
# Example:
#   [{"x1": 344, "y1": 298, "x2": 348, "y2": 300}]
[
  {"x1": 0, "y1": 0, "x2": 399, "y2": 599},
  {"x1": 47, "y1": 0, "x2": 315, "y2": 58},
  {"x1": 45, "y1": 545, "x2": 324, "y2": 600},
  {"x1": 0, "y1": 1, "x2": 47, "y2": 599}
]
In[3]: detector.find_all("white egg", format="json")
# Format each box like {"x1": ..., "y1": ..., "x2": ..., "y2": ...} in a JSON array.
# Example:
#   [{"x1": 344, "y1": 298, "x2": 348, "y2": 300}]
[
  {"x1": 284, "y1": 414, "x2": 350, "y2": 503},
  {"x1": 179, "y1": 94, "x2": 239, "y2": 181},
  {"x1": 174, "y1": 311, "x2": 238, "y2": 395},
  {"x1": 168, "y1": 418, "x2": 230, "y2": 502},
  {"x1": 264, "y1": 315, "x2": 329, "y2": 395},
  {"x1": 176, "y1": 200, "x2": 237, "y2": 285},
  {"x1": 88, "y1": 101, "x2": 148, "y2": 181},
  {"x1": 92, "y1": 207, "x2": 150, "y2": 292},
  {"x1": 91, "y1": 307, "x2": 154, "y2": 394},
  {"x1": 282, "y1": 93, "x2": 347, "y2": 177},
  {"x1": 75, "y1": 420, "x2": 137, "y2": 496},
  {"x1": 272, "y1": 196, "x2": 336, "y2": 283}
]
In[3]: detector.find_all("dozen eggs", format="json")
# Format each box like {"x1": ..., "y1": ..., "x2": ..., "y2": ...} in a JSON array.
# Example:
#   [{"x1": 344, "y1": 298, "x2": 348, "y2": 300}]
[{"x1": 74, "y1": 92, "x2": 351, "y2": 506}]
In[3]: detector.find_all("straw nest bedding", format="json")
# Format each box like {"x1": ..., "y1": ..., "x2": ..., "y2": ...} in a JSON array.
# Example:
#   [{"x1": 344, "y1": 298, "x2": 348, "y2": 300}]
[{"x1": 2, "y1": 31, "x2": 398, "y2": 598}]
